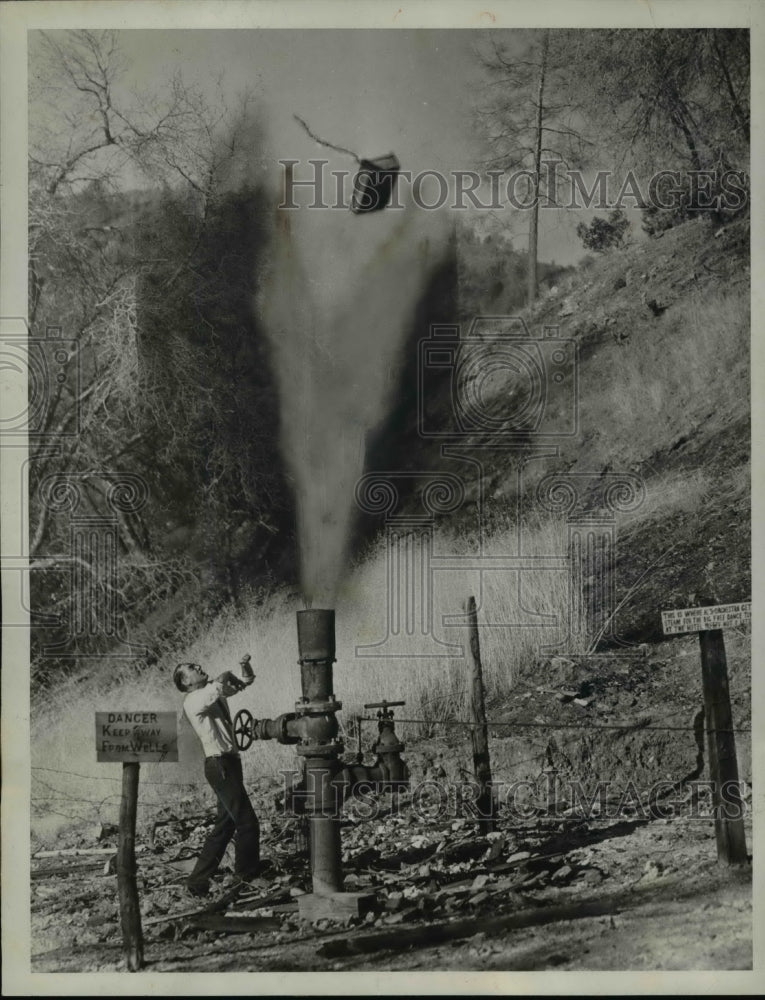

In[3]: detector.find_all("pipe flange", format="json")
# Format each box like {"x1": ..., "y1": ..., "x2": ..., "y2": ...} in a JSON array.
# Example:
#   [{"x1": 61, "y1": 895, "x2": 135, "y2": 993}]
[
  {"x1": 294, "y1": 698, "x2": 342, "y2": 716},
  {"x1": 296, "y1": 740, "x2": 345, "y2": 758}
]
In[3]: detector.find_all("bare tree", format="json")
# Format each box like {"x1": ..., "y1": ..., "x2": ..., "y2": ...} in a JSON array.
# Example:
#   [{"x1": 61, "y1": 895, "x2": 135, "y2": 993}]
[
  {"x1": 571, "y1": 29, "x2": 749, "y2": 176},
  {"x1": 477, "y1": 30, "x2": 590, "y2": 304},
  {"x1": 28, "y1": 30, "x2": 276, "y2": 676}
]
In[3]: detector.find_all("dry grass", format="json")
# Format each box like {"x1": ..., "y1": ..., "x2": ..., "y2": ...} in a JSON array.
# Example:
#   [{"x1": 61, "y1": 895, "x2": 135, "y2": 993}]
[{"x1": 583, "y1": 287, "x2": 749, "y2": 469}]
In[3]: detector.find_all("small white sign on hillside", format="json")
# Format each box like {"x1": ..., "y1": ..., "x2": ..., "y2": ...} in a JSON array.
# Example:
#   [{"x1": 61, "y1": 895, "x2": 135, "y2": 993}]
[{"x1": 661, "y1": 602, "x2": 751, "y2": 635}]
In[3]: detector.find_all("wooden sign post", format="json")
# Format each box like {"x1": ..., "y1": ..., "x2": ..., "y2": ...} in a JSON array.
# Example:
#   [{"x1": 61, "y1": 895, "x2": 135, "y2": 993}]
[
  {"x1": 95, "y1": 711, "x2": 179, "y2": 971},
  {"x1": 661, "y1": 602, "x2": 750, "y2": 865},
  {"x1": 465, "y1": 596, "x2": 495, "y2": 832}
]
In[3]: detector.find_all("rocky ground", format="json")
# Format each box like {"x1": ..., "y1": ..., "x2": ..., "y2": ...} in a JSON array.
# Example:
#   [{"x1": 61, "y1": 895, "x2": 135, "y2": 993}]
[
  {"x1": 29, "y1": 801, "x2": 753, "y2": 974},
  {"x1": 31, "y1": 631, "x2": 752, "y2": 974}
]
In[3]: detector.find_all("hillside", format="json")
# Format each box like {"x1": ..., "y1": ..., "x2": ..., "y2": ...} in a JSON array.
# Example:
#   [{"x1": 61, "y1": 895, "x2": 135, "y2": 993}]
[{"x1": 365, "y1": 213, "x2": 750, "y2": 644}]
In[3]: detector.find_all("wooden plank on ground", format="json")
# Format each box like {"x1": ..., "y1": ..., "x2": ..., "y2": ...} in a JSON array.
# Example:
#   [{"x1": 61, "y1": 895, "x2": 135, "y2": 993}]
[
  {"x1": 187, "y1": 914, "x2": 282, "y2": 934},
  {"x1": 317, "y1": 896, "x2": 621, "y2": 958}
]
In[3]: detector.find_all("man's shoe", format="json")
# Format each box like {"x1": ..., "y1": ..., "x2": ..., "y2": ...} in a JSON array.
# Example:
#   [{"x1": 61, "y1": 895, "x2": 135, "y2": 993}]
[
  {"x1": 231, "y1": 876, "x2": 270, "y2": 893},
  {"x1": 186, "y1": 881, "x2": 210, "y2": 899},
  {"x1": 237, "y1": 858, "x2": 274, "y2": 881}
]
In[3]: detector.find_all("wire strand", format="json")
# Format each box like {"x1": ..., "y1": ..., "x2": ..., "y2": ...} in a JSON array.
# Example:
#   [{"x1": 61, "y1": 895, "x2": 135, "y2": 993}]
[{"x1": 362, "y1": 717, "x2": 751, "y2": 734}]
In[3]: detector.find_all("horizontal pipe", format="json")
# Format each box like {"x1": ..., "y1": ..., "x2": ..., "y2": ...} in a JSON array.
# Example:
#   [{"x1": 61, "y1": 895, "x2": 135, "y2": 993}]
[{"x1": 256, "y1": 713, "x2": 339, "y2": 746}]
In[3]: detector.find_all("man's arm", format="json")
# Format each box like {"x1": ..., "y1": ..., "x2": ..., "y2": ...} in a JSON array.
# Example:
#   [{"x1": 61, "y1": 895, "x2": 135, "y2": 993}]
[
  {"x1": 186, "y1": 678, "x2": 225, "y2": 712},
  {"x1": 215, "y1": 670, "x2": 249, "y2": 698},
  {"x1": 217, "y1": 655, "x2": 254, "y2": 696}
]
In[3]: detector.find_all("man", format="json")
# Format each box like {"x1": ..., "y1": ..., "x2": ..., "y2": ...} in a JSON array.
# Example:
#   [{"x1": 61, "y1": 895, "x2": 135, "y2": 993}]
[{"x1": 173, "y1": 656, "x2": 262, "y2": 897}]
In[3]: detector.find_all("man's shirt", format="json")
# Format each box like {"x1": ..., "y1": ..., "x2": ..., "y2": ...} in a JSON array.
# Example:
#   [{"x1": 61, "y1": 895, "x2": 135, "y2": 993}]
[{"x1": 183, "y1": 680, "x2": 238, "y2": 757}]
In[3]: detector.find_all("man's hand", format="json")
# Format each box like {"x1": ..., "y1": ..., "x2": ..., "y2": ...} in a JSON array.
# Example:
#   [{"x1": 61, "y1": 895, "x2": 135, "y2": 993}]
[
  {"x1": 239, "y1": 654, "x2": 255, "y2": 686},
  {"x1": 215, "y1": 670, "x2": 247, "y2": 697}
]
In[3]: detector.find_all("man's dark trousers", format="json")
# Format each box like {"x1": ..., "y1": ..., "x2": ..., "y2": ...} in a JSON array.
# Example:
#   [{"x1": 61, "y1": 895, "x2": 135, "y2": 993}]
[{"x1": 188, "y1": 753, "x2": 260, "y2": 892}]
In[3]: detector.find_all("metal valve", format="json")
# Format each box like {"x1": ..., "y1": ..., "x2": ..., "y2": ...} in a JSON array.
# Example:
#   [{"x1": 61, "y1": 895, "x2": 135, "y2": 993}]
[
  {"x1": 233, "y1": 709, "x2": 255, "y2": 751},
  {"x1": 364, "y1": 699, "x2": 405, "y2": 720}
]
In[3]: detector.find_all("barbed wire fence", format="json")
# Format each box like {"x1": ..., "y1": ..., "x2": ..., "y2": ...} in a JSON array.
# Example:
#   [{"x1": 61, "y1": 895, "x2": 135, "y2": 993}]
[{"x1": 31, "y1": 703, "x2": 751, "y2": 835}]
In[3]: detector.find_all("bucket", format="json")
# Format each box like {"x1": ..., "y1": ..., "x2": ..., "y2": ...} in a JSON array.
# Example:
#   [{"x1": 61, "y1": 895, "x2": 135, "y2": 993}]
[{"x1": 351, "y1": 153, "x2": 401, "y2": 214}]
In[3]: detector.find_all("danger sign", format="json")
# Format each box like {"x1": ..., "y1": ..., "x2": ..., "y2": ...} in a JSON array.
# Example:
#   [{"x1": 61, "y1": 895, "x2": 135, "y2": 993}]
[
  {"x1": 95, "y1": 711, "x2": 178, "y2": 762},
  {"x1": 661, "y1": 602, "x2": 751, "y2": 635}
]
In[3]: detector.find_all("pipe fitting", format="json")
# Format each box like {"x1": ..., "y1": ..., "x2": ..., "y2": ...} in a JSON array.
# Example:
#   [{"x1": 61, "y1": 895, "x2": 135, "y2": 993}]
[{"x1": 257, "y1": 713, "x2": 300, "y2": 744}]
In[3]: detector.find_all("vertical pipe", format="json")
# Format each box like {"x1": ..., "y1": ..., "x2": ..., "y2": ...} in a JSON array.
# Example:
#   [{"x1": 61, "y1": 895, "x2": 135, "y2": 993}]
[
  {"x1": 304, "y1": 757, "x2": 343, "y2": 895},
  {"x1": 296, "y1": 609, "x2": 344, "y2": 895},
  {"x1": 309, "y1": 816, "x2": 343, "y2": 896},
  {"x1": 117, "y1": 762, "x2": 144, "y2": 971}
]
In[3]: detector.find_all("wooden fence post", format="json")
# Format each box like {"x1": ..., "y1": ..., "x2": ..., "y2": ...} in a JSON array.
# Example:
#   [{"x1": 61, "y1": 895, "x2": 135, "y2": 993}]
[
  {"x1": 465, "y1": 596, "x2": 495, "y2": 832},
  {"x1": 117, "y1": 762, "x2": 144, "y2": 971},
  {"x1": 698, "y1": 627, "x2": 748, "y2": 864}
]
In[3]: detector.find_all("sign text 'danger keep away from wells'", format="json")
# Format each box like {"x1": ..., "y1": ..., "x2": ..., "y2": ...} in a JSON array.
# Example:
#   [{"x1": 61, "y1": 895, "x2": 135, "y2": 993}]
[
  {"x1": 661, "y1": 602, "x2": 751, "y2": 636},
  {"x1": 95, "y1": 711, "x2": 178, "y2": 762}
]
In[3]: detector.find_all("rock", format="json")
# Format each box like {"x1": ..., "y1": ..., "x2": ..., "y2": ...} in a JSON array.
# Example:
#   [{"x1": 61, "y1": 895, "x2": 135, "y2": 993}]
[
  {"x1": 641, "y1": 860, "x2": 662, "y2": 882},
  {"x1": 386, "y1": 891, "x2": 404, "y2": 911},
  {"x1": 552, "y1": 864, "x2": 573, "y2": 880},
  {"x1": 471, "y1": 874, "x2": 489, "y2": 891},
  {"x1": 579, "y1": 868, "x2": 603, "y2": 884},
  {"x1": 642, "y1": 293, "x2": 669, "y2": 317},
  {"x1": 507, "y1": 851, "x2": 531, "y2": 864},
  {"x1": 469, "y1": 891, "x2": 489, "y2": 907},
  {"x1": 484, "y1": 835, "x2": 506, "y2": 862},
  {"x1": 550, "y1": 656, "x2": 576, "y2": 676}
]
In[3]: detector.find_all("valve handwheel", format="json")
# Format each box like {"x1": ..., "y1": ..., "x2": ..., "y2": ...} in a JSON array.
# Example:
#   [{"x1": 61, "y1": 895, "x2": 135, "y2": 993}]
[{"x1": 233, "y1": 708, "x2": 254, "y2": 751}]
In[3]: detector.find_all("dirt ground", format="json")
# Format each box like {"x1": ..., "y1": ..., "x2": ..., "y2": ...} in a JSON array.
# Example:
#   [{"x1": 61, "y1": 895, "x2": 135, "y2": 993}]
[{"x1": 31, "y1": 806, "x2": 752, "y2": 974}]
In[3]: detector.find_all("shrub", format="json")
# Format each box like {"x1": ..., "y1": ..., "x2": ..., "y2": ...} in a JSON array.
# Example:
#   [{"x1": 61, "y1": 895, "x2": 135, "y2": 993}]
[{"x1": 576, "y1": 209, "x2": 630, "y2": 253}]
